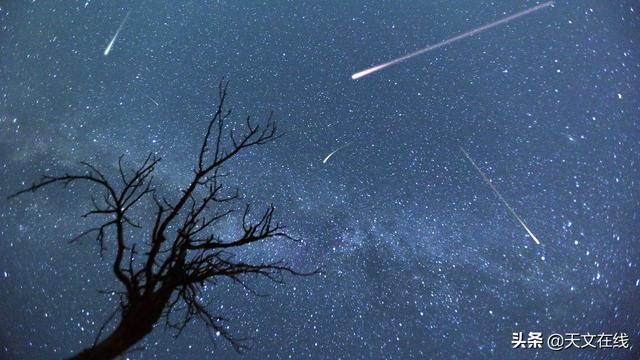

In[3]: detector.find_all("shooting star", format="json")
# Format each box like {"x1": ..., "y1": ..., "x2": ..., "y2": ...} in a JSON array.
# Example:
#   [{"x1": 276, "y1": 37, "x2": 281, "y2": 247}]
[
  {"x1": 139, "y1": 91, "x2": 159, "y2": 107},
  {"x1": 351, "y1": 1, "x2": 554, "y2": 80},
  {"x1": 323, "y1": 143, "x2": 351, "y2": 164},
  {"x1": 104, "y1": 9, "x2": 132, "y2": 56},
  {"x1": 459, "y1": 147, "x2": 541, "y2": 245},
  {"x1": 145, "y1": 94, "x2": 159, "y2": 107}
]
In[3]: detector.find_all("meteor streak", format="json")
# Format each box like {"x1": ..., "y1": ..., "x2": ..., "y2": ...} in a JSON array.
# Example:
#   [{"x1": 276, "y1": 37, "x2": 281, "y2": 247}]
[
  {"x1": 323, "y1": 143, "x2": 351, "y2": 164},
  {"x1": 145, "y1": 94, "x2": 159, "y2": 107},
  {"x1": 140, "y1": 91, "x2": 159, "y2": 106},
  {"x1": 459, "y1": 147, "x2": 541, "y2": 245},
  {"x1": 104, "y1": 9, "x2": 132, "y2": 56},
  {"x1": 351, "y1": 1, "x2": 554, "y2": 80}
]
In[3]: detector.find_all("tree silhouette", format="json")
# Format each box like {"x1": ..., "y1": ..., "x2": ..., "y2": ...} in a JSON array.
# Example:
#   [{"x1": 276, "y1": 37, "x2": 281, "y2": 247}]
[{"x1": 9, "y1": 80, "x2": 316, "y2": 360}]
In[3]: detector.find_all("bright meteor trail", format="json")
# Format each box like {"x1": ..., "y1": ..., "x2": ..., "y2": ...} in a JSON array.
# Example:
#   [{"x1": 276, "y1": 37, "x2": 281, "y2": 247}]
[
  {"x1": 460, "y1": 147, "x2": 541, "y2": 245},
  {"x1": 351, "y1": 1, "x2": 554, "y2": 80},
  {"x1": 323, "y1": 143, "x2": 351, "y2": 164},
  {"x1": 104, "y1": 9, "x2": 132, "y2": 56}
]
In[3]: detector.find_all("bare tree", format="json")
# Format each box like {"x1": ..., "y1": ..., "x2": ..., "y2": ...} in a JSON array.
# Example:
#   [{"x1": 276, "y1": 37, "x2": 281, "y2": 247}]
[{"x1": 9, "y1": 80, "x2": 316, "y2": 360}]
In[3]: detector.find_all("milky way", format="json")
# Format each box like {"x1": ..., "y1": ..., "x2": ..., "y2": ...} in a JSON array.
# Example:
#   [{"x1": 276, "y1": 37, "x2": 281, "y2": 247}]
[{"x1": 0, "y1": 1, "x2": 638, "y2": 359}]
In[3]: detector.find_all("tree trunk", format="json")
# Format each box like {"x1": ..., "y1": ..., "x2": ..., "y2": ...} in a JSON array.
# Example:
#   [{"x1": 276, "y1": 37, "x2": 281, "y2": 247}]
[{"x1": 68, "y1": 288, "x2": 173, "y2": 360}]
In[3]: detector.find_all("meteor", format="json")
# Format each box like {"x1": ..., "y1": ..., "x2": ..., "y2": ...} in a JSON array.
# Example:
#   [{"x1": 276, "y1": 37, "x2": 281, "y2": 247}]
[
  {"x1": 140, "y1": 91, "x2": 159, "y2": 106},
  {"x1": 145, "y1": 94, "x2": 159, "y2": 107},
  {"x1": 459, "y1": 147, "x2": 541, "y2": 245},
  {"x1": 322, "y1": 143, "x2": 351, "y2": 164},
  {"x1": 104, "y1": 9, "x2": 132, "y2": 56},
  {"x1": 351, "y1": 1, "x2": 554, "y2": 80}
]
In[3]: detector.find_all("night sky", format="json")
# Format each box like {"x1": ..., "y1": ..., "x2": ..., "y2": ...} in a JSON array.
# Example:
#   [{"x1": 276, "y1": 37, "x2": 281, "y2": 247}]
[{"x1": 1, "y1": 1, "x2": 639, "y2": 359}]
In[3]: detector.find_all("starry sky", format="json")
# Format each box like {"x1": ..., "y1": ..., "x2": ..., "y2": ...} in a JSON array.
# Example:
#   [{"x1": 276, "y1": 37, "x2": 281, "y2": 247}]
[{"x1": 1, "y1": 1, "x2": 639, "y2": 359}]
